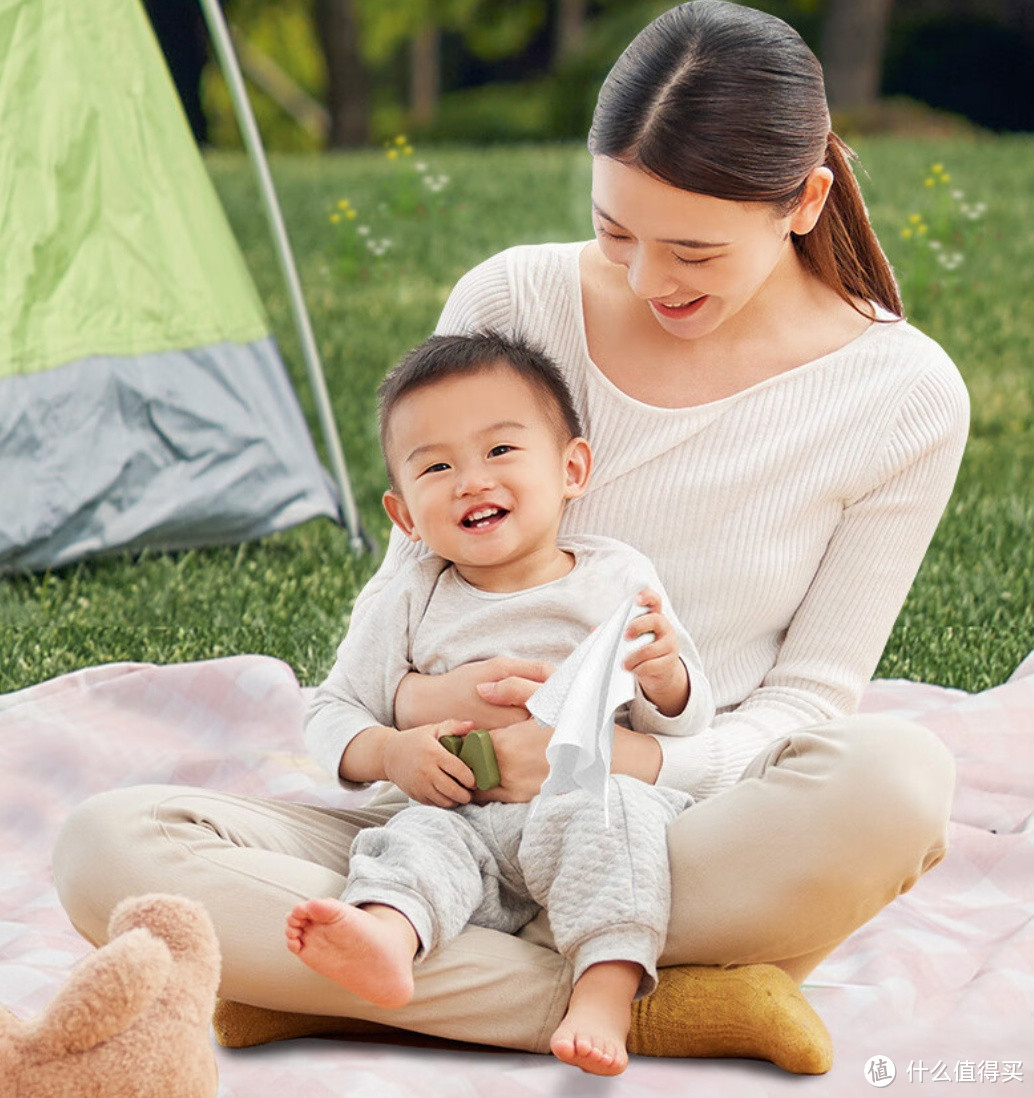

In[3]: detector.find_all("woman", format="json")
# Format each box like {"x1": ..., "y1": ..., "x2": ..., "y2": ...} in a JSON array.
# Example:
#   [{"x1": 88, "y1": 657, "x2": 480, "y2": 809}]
[{"x1": 53, "y1": 0, "x2": 968, "y2": 1067}]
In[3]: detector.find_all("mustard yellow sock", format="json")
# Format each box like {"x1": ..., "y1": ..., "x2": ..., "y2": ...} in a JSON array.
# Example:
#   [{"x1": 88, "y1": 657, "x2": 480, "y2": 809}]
[
  {"x1": 212, "y1": 1000, "x2": 395, "y2": 1049},
  {"x1": 627, "y1": 964, "x2": 833, "y2": 1074}
]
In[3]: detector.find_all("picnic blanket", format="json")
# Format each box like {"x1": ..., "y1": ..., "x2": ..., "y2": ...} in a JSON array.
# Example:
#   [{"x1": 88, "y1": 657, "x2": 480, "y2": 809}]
[{"x1": 1, "y1": 653, "x2": 1032, "y2": 1097}]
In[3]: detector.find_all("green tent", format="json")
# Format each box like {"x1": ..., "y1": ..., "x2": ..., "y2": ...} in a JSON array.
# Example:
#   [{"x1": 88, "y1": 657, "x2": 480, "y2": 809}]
[{"x1": 0, "y1": 0, "x2": 362, "y2": 572}]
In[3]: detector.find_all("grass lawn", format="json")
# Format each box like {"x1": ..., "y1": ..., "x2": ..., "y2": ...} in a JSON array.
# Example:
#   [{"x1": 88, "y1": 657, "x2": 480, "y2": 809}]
[{"x1": 1, "y1": 137, "x2": 1031, "y2": 694}]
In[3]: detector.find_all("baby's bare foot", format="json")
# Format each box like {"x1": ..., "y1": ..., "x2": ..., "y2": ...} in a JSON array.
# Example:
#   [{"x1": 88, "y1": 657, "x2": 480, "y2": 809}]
[
  {"x1": 549, "y1": 961, "x2": 639, "y2": 1076},
  {"x1": 285, "y1": 898, "x2": 417, "y2": 1008},
  {"x1": 551, "y1": 1020, "x2": 629, "y2": 1076}
]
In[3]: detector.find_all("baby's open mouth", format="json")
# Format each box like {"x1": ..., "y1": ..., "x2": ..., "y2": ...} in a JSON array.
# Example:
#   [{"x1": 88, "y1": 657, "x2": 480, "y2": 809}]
[{"x1": 461, "y1": 507, "x2": 508, "y2": 529}]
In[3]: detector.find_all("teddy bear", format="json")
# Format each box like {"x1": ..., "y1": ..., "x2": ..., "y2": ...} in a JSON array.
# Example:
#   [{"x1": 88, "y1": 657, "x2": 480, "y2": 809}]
[{"x1": 0, "y1": 894, "x2": 221, "y2": 1098}]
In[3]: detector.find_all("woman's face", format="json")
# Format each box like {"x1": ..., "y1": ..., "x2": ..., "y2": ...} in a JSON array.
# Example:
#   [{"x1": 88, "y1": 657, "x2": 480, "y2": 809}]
[{"x1": 590, "y1": 156, "x2": 825, "y2": 342}]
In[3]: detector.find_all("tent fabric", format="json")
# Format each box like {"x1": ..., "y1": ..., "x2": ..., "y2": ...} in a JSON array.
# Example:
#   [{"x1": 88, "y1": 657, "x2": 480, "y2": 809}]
[
  {"x1": 0, "y1": 340, "x2": 339, "y2": 572},
  {"x1": 0, "y1": 0, "x2": 267, "y2": 377},
  {"x1": 0, "y1": 0, "x2": 343, "y2": 571}
]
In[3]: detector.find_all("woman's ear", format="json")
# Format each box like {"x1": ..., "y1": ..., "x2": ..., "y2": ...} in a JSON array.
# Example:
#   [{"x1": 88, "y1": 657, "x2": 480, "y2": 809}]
[
  {"x1": 789, "y1": 166, "x2": 834, "y2": 236},
  {"x1": 383, "y1": 489, "x2": 420, "y2": 541},
  {"x1": 562, "y1": 437, "x2": 593, "y2": 500}
]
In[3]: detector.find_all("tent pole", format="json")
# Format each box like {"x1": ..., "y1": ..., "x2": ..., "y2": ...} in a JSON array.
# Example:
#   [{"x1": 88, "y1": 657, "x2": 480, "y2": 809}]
[{"x1": 196, "y1": 0, "x2": 369, "y2": 554}]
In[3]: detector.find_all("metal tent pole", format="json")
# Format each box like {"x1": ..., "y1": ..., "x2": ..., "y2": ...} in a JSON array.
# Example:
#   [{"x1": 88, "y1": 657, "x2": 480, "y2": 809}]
[{"x1": 196, "y1": 0, "x2": 369, "y2": 553}]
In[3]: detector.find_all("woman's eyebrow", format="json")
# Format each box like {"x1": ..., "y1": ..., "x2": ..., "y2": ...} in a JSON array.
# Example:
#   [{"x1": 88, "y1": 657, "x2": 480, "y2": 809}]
[{"x1": 591, "y1": 200, "x2": 730, "y2": 249}]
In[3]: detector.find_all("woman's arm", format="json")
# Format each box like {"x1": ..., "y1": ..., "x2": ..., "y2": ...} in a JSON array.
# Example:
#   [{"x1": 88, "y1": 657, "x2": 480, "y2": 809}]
[
  {"x1": 394, "y1": 657, "x2": 555, "y2": 730},
  {"x1": 650, "y1": 366, "x2": 970, "y2": 799},
  {"x1": 612, "y1": 724, "x2": 664, "y2": 784}
]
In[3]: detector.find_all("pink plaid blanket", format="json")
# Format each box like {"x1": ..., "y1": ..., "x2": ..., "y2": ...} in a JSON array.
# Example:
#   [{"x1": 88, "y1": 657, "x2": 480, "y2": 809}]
[{"x1": 2, "y1": 654, "x2": 1032, "y2": 1097}]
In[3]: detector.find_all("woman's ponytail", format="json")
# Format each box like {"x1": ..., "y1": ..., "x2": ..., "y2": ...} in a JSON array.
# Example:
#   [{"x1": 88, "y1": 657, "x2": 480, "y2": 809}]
[{"x1": 794, "y1": 134, "x2": 902, "y2": 318}]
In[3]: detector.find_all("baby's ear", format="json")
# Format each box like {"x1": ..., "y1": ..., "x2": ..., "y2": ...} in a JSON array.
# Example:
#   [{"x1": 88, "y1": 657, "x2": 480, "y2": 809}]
[
  {"x1": 562, "y1": 437, "x2": 593, "y2": 500},
  {"x1": 383, "y1": 490, "x2": 421, "y2": 542}
]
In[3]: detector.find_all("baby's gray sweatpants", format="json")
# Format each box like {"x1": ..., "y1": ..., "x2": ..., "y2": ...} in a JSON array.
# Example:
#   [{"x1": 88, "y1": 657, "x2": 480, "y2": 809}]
[{"x1": 343, "y1": 774, "x2": 692, "y2": 997}]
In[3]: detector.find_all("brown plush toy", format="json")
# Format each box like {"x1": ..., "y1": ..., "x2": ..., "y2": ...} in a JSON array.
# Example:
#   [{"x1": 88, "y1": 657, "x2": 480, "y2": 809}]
[{"x1": 0, "y1": 894, "x2": 221, "y2": 1098}]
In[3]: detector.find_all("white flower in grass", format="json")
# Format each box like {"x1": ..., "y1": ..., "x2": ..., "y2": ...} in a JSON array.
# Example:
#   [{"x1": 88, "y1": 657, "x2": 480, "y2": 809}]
[
  {"x1": 937, "y1": 250, "x2": 964, "y2": 271},
  {"x1": 357, "y1": 224, "x2": 371, "y2": 237}
]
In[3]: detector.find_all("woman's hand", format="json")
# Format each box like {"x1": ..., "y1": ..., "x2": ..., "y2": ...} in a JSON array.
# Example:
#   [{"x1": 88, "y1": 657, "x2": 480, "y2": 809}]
[
  {"x1": 472, "y1": 719, "x2": 554, "y2": 804},
  {"x1": 474, "y1": 721, "x2": 666, "y2": 803},
  {"x1": 394, "y1": 658, "x2": 555, "y2": 730}
]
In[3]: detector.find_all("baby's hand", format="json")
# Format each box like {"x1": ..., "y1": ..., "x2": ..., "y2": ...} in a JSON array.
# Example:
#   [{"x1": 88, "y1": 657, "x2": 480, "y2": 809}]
[
  {"x1": 382, "y1": 720, "x2": 477, "y2": 807},
  {"x1": 623, "y1": 590, "x2": 690, "y2": 718}
]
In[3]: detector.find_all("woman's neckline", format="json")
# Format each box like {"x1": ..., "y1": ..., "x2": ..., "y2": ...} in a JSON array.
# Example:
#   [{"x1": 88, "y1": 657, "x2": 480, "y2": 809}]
[{"x1": 567, "y1": 240, "x2": 892, "y2": 415}]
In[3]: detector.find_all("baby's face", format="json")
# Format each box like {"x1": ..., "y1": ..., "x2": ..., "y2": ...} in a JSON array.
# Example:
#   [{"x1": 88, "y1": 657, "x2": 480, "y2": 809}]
[{"x1": 383, "y1": 366, "x2": 588, "y2": 585}]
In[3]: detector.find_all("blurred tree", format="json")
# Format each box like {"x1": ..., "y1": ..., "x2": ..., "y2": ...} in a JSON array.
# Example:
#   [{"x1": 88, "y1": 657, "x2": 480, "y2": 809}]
[
  {"x1": 199, "y1": 0, "x2": 327, "y2": 151},
  {"x1": 178, "y1": 0, "x2": 1032, "y2": 150},
  {"x1": 314, "y1": 0, "x2": 372, "y2": 147},
  {"x1": 409, "y1": 25, "x2": 441, "y2": 124},
  {"x1": 553, "y1": 0, "x2": 588, "y2": 65},
  {"x1": 356, "y1": 0, "x2": 546, "y2": 131},
  {"x1": 820, "y1": 0, "x2": 895, "y2": 112}
]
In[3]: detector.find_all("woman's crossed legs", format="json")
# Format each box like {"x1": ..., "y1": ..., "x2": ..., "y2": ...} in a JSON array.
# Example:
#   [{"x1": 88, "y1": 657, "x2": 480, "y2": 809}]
[{"x1": 52, "y1": 714, "x2": 954, "y2": 1058}]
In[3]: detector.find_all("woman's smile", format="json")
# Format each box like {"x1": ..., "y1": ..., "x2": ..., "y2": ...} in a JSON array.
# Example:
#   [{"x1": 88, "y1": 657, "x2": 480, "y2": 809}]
[{"x1": 649, "y1": 295, "x2": 708, "y2": 320}]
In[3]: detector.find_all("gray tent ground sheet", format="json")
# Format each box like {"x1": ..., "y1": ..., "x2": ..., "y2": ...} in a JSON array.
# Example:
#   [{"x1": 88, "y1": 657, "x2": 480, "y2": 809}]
[{"x1": 1, "y1": 338, "x2": 342, "y2": 572}]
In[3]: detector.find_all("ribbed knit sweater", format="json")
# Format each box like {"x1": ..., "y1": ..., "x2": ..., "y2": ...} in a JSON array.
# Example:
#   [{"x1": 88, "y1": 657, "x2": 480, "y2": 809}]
[{"x1": 359, "y1": 242, "x2": 969, "y2": 799}]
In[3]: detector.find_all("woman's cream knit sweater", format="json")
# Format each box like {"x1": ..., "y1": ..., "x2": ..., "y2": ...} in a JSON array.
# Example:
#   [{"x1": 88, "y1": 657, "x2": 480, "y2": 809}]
[{"x1": 360, "y1": 242, "x2": 969, "y2": 799}]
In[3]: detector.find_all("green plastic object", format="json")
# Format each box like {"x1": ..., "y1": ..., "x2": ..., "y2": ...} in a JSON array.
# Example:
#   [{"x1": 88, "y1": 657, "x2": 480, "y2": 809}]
[{"x1": 440, "y1": 729, "x2": 501, "y2": 790}]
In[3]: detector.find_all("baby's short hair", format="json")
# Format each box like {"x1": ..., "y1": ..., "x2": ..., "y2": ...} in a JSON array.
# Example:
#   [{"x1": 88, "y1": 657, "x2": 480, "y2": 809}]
[{"x1": 377, "y1": 330, "x2": 583, "y2": 485}]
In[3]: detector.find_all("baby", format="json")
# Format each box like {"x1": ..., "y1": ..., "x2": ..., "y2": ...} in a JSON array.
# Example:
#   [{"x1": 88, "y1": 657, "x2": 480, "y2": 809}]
[{"x1": 288, "y1": 330, "x2": 714, "y2": 1075}]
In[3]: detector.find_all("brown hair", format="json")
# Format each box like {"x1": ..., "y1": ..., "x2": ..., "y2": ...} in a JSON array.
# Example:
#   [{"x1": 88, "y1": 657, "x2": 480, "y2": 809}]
[
  {"x1": 588, "y1": 1, "x2": 902, "y2": 317},
  {"x1": 377, "y1": 330, "x2": 583, "y2": 485}
]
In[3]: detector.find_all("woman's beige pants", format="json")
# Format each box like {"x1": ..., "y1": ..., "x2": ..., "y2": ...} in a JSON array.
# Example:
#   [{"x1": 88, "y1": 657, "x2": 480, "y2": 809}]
[{"x1": 52, "y1": 714, "x2": 954, "y2": 1054}]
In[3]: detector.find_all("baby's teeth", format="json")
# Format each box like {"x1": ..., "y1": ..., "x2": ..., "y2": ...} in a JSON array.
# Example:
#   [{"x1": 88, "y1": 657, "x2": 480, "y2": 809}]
[{"x1": 466, "y1": 507, "x2": 499, "y2": 523}]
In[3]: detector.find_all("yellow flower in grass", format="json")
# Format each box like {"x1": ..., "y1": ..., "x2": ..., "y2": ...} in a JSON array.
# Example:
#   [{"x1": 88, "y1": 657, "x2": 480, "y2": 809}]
[
  {"x1": 386, "y1": 149, "x2": 399, "y2": 161},
  {"x1": 330, "y1": 213, "x2": 341, "y2": 224},
  {"x1": 928, "y1": 163, "x2": 951, "y2": 185},
  {"x1": 903, "y1": 213, "x2": 927, "y2": 240}
]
